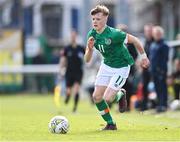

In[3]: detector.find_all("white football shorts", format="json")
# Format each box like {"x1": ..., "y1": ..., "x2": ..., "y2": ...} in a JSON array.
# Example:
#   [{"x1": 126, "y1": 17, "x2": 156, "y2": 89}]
[{"x1": 95, "y1": 63, "x2": 130, "y2": 91}]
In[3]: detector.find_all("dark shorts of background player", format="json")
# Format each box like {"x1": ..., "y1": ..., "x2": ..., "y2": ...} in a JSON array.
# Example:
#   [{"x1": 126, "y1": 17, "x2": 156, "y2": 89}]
[{"x1": 65, "y1": 72, "x2": 83, "y2": 87}]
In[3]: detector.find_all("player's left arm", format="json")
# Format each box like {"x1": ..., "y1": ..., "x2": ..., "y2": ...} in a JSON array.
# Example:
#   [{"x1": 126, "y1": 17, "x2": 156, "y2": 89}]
[
  {"x1": 127, "y1": 34, "x2": 150, "y2": 68},
  {"x1": 59, "y1": 49, "x2": 67, "y2": 76}
]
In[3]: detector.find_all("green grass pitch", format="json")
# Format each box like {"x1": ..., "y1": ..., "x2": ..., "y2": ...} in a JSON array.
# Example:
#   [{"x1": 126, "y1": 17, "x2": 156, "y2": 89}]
[{"x1": 0, "y1": 94, "x2": 180, "y2": 142}]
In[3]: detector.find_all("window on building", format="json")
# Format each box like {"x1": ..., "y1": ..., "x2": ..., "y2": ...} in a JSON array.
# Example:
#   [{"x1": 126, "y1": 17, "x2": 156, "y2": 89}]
[
  {"x1": 41, "y1": 4, "x2": 63, "y2": 39},
  {"x1": 71, "y1": 8, "x2": 79, "y2": 32},
  {"x1": 106, "y1": 4, "x2": 115, "y2": 27},
  {"x1": 23, "y1": 6, "x2": 33, "y2": 36}
]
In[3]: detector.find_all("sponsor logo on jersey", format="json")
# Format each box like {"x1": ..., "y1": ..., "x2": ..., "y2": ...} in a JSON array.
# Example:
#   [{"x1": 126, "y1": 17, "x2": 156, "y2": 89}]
[{"x1": 105, "y1": 38, "x2": 111, "y2": 45}]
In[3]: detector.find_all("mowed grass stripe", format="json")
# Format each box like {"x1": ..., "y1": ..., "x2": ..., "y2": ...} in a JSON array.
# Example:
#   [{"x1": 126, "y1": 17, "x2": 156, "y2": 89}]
[{"x1": 0, "y1": 94, "x2": 180, "y2": 141}]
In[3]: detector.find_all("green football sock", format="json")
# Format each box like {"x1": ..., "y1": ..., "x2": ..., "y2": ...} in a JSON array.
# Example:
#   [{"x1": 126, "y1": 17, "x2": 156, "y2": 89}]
[
  {"x1": 95, "y1": 99, "x2": 115, "y2": 125},
  {"x1": 113, "y1": 91, "x2": 124, "y2": 103}
]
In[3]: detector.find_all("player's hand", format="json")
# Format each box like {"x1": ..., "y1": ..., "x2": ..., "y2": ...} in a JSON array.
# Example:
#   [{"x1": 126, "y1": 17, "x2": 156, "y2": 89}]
[
  {"x1": 87, "y1": 36, "x2": 94, "y2": 51},
  {"x1": 140, "y1": 57, "x2": 150, "y2": 69}
]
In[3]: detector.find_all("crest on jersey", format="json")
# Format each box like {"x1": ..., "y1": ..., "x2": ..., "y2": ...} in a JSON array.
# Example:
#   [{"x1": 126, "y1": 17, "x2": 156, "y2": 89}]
[{"x1": 105, "y1": 38, "x2": 111, "y2": 45}]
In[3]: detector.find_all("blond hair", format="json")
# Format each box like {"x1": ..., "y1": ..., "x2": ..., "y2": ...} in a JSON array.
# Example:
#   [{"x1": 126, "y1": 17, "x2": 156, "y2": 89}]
[{"x1": 90, "y1": 5, "x2": 109, "y2": 16}]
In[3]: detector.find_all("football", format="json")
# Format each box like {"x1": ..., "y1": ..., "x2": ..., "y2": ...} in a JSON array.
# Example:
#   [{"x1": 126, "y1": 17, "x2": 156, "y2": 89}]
[
  {"x1": 170, "y1": 100, "x2": 180, "y2": 111},
  {"x1": 48, "y1": 116, "x2": 69, "y2": 134}
]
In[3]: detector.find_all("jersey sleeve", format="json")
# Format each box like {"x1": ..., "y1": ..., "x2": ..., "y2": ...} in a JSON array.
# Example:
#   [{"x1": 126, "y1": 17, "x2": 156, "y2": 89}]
[
  {"x1": 115, "y1": 29, "x2": 127, "y2": 44},
  {"x1": 87, "y1": 29, "x2": 97, "y2": 41},
  {"x1": 87, "y1": 30, "x2": 93, "y2": 41}
]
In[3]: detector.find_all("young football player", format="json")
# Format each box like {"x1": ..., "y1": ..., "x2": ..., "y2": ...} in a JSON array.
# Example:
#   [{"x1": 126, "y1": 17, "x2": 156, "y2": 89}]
[{"x1": 84, "y1": 5, "x2": 150, "y2": 130}]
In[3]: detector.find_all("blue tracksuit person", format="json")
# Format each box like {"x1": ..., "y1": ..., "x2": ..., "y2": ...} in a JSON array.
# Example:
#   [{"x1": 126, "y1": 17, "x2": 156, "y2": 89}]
[{"x1": 150, "y1": 26, "x2": 169, "y2": 112}]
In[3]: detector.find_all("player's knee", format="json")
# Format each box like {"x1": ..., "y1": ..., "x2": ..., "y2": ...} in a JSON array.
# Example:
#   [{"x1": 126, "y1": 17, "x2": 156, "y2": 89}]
[
  {"x1": 103, "y1": 95, "x2": 111, "y2": 104},
  {"x1": 92, "y1": 93, "x2": 103, "y2": 103}
]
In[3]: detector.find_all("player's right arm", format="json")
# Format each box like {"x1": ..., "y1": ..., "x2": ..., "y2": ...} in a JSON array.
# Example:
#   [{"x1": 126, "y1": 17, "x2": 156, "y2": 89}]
[{"x1": 84, "y1": 36, "x2": 94, "y2": 63}]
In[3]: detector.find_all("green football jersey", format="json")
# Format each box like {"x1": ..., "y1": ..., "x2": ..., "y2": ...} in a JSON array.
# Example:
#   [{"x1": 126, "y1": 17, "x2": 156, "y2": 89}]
[{"x1": 87, "y1": 26, "x2": 134, "y2": 68}]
